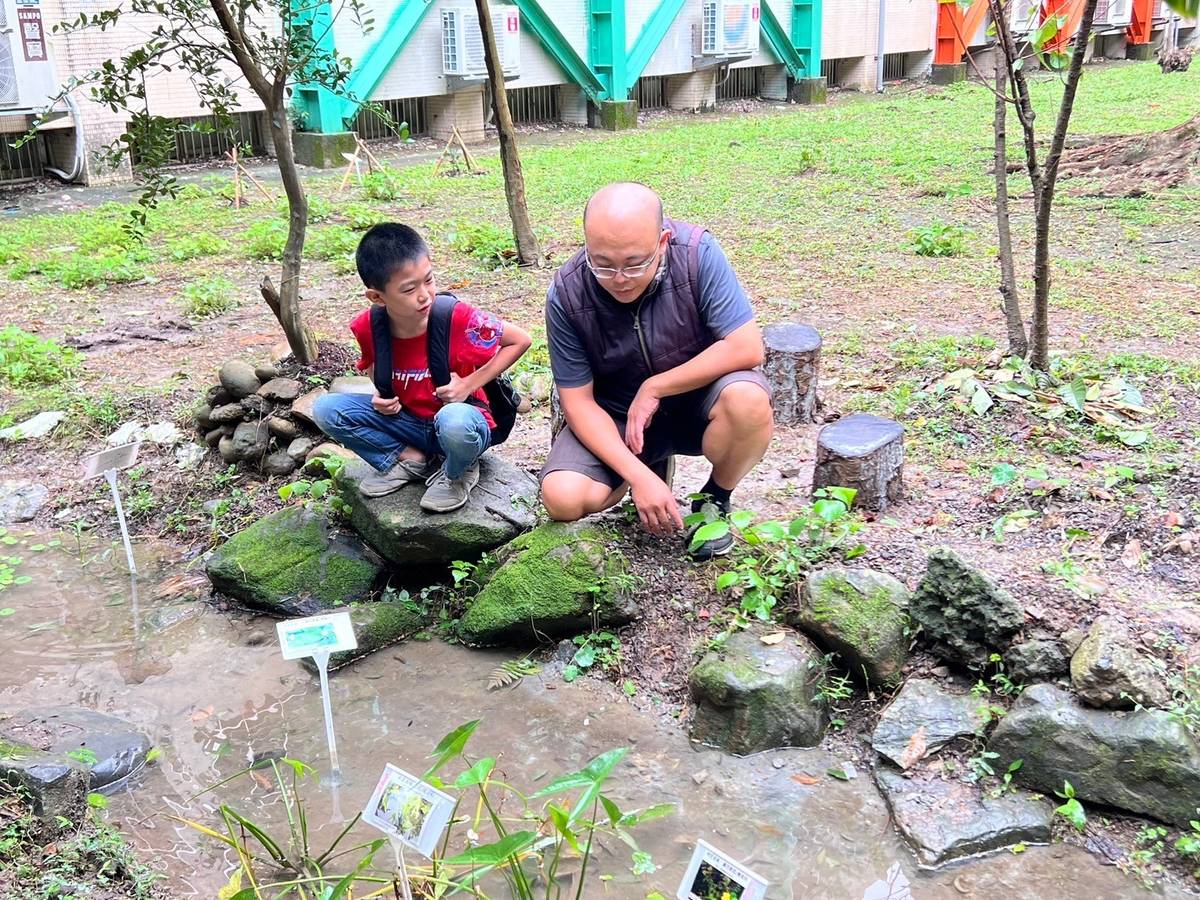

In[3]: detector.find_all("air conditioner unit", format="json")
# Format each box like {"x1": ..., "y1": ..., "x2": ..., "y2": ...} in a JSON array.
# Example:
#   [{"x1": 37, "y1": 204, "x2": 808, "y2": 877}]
[
  {"x1": 701, "y1": 0, "x2": 761, "y2": 56},
  {"x1": 0, "y1": 0, "x2": 60, "y2": 112},
  {"x1": 1095, "y1": 0, "x2": 1133, "y2": 28},
  {"x1": 1153, "y1": 0, "x2": 1165, "y2": 19},
  {"x1": 441, "y1": 6, "x2": 520, "y2": 79},
  {"x1": 1010, "y1": 0, "x2": 1041, "y2": 35}
]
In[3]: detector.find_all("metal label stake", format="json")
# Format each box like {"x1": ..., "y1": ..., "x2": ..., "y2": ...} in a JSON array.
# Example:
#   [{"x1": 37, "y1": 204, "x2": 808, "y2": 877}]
[{"x1": 82, "y1": 442, "x2": 141, "y2": 575}]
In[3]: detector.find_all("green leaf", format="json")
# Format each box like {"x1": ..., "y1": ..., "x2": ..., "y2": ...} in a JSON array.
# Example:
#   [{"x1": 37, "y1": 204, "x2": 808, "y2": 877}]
[
  {"x1": 328, "y1": 838, "x2": 384, "y2": 899},
  {"x1": 441, "y1": 830, "x2": 537, "y2": 867},
  {"x1": 87, "y1": 792, "x2": 108, "y2": 809},
  {"x1": 453, "y1": 756, "x2": 496, "y2": 788},
  {"x1": 1059, "y1": 378, "x2": 1087, "y2": 415},
  {"x1": 715, "y1": 571, "x2": 739, "y2": 590},
  {"x1": 0, "y1": 608, "x2": 14, "y2": 617},
  {"x1": 1055, "y1": 797, "x2": 1087, "y2": 831},
  {"x1": 623, "y1": 679, "x2": 637, "y2": 696},
  {"x1": 145, "y1": 747, "x2": 162, "y2": 764},
  {"x1": 1117, "y1": 429, "x2": 1148, "y2": 448},
  {"x1": 688, "y1": 520, "x2": 729, "y2": 551},
  {"x1": 562, "y1": 664, "x2": 580, "y2": 683},
  {"x1": 600, "y1": 794, "x2": 623, "y2": 827},
  {"x1": 970, "y1": 386, "x2": 993, "y2": 416},
  {"x1": 1164, "y1": 0, "x2": 1198, "y2": 16},
  {"x1": 824, "y1": 486, "x2": 857, "y2": 507},
  {"x1": 811, "y1": 499, "x2": 845, "y2": 524},
  {"x1": 826, "y1": 767, "x2": 850, "y2": 781},
  {"x1": 990, "y1": 463, "x2": 1019, "y2": 486},
  {"x1": 729, "y1": 509, "x2": 753, "y2": 529},
  {"x1": 423, "y1": 719, "x2": 480, "y2": 778},
  {"x1": 749, "y1": 520, "x2": 787, "y2": 542},
  {"x1": 572, "y1": 644, "x2": 597, "y2": 668},
  {"x1": 617, "y1": 802, "x2": 674, "y2": 827},
  {"x1": 547, "y1": 802, "x2": 582, "y2": 852},
  {"x1": 631, "y1": 850, "x2": 657, "y2": 876}
]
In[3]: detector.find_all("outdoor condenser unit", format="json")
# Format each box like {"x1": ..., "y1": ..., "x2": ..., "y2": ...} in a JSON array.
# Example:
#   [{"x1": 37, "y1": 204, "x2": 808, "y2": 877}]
[
  {"x1": 441, "y1": 6, "x2": 520, "y2": 79},
  {"x1": 0, "y1": 0, "x2": 59, "y2": 112},
  {"x1": 700, "y1": 0, "x2": 761, "y2": 56},
  {"x1": 1094, "y1": 0, "x2": 1134, "y2": 28},
  {"x1": 1010, "y1": 0, "x2": 1041, "y2": 35}
]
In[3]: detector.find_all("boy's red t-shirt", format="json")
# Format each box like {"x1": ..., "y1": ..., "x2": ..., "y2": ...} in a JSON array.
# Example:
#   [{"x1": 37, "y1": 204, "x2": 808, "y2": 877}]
[{"x1": 349, "y1": 302, "x2": 503, "y2": 428}]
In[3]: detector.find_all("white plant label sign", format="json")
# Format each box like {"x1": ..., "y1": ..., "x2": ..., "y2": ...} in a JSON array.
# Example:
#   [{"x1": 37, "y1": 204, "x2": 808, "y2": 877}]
[
  {"x1": 677, "y1": 839, "x2": 768, "y2": 900},
  {"x1": 362, "y1": 764, "x2": 457, "y2": 858},
  {"x1": 276, "y1": 612, "x2": 357, "y2": 660}
]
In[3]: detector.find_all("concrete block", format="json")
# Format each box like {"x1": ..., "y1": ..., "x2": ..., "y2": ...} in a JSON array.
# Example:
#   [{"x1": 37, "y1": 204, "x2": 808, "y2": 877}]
[
  {"x1": 1127, "y1": 42, "x2": 1155, "y2": 61},
  {"x1": 788, "y1": 77, "x2": 828, "y2": 105},
  {"x1": 760, "y1": 64, "x2": 789, "y2": 101},
  {"x1": 666, "y1": 70, "x2": 717, "y2": 112},
  {"x1": 931, "y1": 63, "x2": 968, "y2": 85},
  {"x1": 292, "y1": 131, "x2": 357, "y2": 169},
  {"x1": 558, "y1": 84, "x2": 588, "y2": 126},
  {"x1": 591, "y1": 100, "x2": 638, "y2": 131},
  {"x1": 428, "y1": 89, "x2": 486, "y2": 143}
]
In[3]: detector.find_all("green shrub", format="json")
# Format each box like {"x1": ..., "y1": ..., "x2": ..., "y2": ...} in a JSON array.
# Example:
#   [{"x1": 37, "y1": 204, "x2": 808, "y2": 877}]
[
  {"x1": 181, "y1": 276, "x2": 238, "y2": 319},
  {"x1": 908, "y1": 222, "x2": 971, "y2": 258},
  {"x1": 243, "y1": 220, "x2": 288, "y2": 260},
  {"x1": 10, "y1": 249, "x2": 148, "y2": 289},
  {"x1": 307, "y1": 225, "x2": 359, "y2": 262},
  {"x1": 362, "y1": 170, "x2": 401, "y2": 201},
  {"x1": 0, "y1": 326, "x2": 82, "y2": 387},
  {"x1": 165, "y1": 232, "x2": 230, "y2": 260},
  {"x1": 341, "y1": 202, "x2": 388, "y2": 231},
  {"x1": 275, "y1": 195, "x2": 333, "y2": 223},
  {"x1": 446, "y1": 221, "x2": 518, "y2": 268}
]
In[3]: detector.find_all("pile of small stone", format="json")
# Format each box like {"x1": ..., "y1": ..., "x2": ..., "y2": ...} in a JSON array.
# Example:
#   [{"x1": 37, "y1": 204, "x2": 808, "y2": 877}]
[{"x1": 192, "y1": 360, "x2": 344, "y2": 477}]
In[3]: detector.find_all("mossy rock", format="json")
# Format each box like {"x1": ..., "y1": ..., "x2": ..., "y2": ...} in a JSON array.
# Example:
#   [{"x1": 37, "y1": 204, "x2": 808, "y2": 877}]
[
  {"x1": 458, "y1": 522, "x2": 637, "y2": 645},
  {"x1": 909, "y1": 548, "x2": 1023, "y2": 669},
  {"x1": 301, "y1": 599, "x2": 431, "y2": 672},
  {"x1": 0, "y1": 739, "x2": 88, "y2": 824},
  {"x1": 1069, "y1": 617, "x2": 1170, "y2": 709},
  {"x1": 688, "y1": 626, "x2": 828, "y2": 755},
  {"x1": 793, "y1": 567, "x2": 909, "y2": 687},
  {"x1": 205, "y1": 506, "x2": 384, "y2": 615},
  {"x1": 336, "y1": 455, "x2": 538, "y2": 568}
]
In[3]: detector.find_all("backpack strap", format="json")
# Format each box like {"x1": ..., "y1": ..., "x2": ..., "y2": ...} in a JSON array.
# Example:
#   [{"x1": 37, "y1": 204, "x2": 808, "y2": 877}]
[
  {"x1": 426, "y1": 293, "x2": 458, "y2": 388},
  {"x1": 369, "y1": 304, "x2": 395, "y2": 399}
]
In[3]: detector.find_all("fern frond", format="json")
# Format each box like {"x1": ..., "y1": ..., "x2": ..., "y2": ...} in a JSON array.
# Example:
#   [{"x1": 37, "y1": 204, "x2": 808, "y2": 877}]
[{"x1": 488, "y1": 657, "x2": 541, "y2": 691}]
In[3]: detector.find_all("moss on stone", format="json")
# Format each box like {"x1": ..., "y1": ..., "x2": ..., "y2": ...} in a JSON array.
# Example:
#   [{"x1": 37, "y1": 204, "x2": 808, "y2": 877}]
[
  {"x1": 809, "y1": 573, "x2": 905, "y2": 656},
  {"x1": 797, "y1": 568, "x2": 908, "y2": 686},
  {"x1": 460, "y1": 522, "x2": 632, "y2": 644}
]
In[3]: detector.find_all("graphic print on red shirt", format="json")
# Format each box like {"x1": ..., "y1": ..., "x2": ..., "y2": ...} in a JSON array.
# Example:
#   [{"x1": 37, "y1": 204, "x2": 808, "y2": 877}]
[{"x1": 349, "y1": 302, "x2": 503, "y2": 428}]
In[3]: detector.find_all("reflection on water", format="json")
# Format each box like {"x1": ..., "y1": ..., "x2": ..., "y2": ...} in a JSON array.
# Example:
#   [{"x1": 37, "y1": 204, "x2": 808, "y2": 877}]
[{"x1": 0, "y1": 534, "x2": 1158, "y2": 898}]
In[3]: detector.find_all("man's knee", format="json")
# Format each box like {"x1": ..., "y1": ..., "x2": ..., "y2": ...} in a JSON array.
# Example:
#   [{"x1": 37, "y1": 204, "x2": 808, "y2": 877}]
[
  {"x1": 312, "y1": 392, "x2": 346, "y2": 433},
  {"x1": 712, "y1": 380, "x2": 773, "y2": 432},
  {"x1": 435, "y1": 403, "x2": 487, "y2": 445}
]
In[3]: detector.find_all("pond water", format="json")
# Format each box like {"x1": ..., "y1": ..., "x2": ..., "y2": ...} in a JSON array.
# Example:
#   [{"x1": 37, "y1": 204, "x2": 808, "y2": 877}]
[{"x1": 0, "y1": 533, "x2": 1163, "y2": 898}]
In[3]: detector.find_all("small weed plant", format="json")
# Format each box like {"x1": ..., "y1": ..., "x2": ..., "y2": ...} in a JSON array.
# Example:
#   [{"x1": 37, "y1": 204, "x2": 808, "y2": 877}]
[
  {"x1": 279, "y1": 455, "x2": 350, "y2": 515},
  {"x1": 1054, "y1": 781, "x2": 1087, "y2": 831},
  {"x1": 244, "y1": 219, "x2": 288, "y2": 260},
  {"x1": 165, "y1": 232, "x2": 229, "y2": 260},
  {"x1": 908, "y1": 222, "x2": 970, "y2": 257},
  {"x1": 563, "y1": 631, "x2": 622, "y2": 683},
  {"x1": 446, "y1": 221, "x2": 519, "y2": 268},
  {"x1": 702, "y1": 487, "x2": 864, "y2": 622},
  {"x1": 181, "y1": 276, "x2": 238, "y2": 320},
  {"x1": 0, "y1": 326, "x2": 82, "y2": 387},
  {"x1": 362, "y1": 170, "x2": 402, "y2": 201}
]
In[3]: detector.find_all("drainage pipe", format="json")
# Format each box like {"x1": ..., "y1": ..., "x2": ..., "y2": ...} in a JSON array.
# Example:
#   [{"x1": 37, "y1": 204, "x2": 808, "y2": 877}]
[
  {"x1": 876, "y1": 0, "x2": 888, "y2": 92},
  {"x1": 44, "y1": 92, "x2": 84, "y2": 183}
]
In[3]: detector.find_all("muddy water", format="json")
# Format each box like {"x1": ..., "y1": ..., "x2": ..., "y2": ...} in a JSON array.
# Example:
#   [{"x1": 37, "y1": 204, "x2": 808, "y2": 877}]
[{"x1": 0, "y1": 534, "x2": 1157, "y2": 898}]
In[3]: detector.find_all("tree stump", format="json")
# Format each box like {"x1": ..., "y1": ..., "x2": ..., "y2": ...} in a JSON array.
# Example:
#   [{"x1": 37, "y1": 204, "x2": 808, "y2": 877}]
[
  {"x1": 813, "y1": 413, "x2": 904, "y2": 511},
  {"x1": 762, "y1": 323, "x2": 821, "y2": 425}
]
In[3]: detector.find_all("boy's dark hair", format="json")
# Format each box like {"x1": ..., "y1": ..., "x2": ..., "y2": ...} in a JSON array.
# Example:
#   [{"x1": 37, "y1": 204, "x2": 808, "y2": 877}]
[{"x1": 356, "y1": 223, "x2": 429, "y2": 291}]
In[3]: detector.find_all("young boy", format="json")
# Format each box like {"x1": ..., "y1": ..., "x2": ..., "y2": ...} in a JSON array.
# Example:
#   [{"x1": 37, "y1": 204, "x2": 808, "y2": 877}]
[{"x1": 312, "y1": 223, "x2": 531, "y2": 513}]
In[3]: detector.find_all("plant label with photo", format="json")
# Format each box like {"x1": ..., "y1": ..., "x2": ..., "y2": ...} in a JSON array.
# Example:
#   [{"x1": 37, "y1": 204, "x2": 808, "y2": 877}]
[
  {"x1": 362, "y1": 764, "x2": 456, "y2": 857},
  {"x1": 276, "y1": 612, "x2": 356, "y2": 660},
  {"x1": 677, "y1": 839, "x2": 768, "y2": 900}
]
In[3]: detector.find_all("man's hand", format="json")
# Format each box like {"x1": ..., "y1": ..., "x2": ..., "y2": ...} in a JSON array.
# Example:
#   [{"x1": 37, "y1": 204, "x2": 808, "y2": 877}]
[
  {"x1": 434, "y1": 373, "x2": 474, "y2": 405},
  {"x1": 372, "y1": 394, "x2": 401, "y2": 415},
  {"x1": 624, "y1": 383, "x2": 660, "y2": 455},
  {"x1": 629, "y1": 472, "x2": 683, "y2": 536}
]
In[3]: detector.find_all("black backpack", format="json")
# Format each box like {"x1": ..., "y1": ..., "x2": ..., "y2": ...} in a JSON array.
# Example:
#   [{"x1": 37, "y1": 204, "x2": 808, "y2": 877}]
[{"x1": 368, "y1": 293, "x2": 520, "y2": 445}]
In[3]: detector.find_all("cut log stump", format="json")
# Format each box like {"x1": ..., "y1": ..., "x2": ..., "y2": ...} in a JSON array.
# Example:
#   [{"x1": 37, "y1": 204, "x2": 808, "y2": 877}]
[
  {"x1": 814, "y1": 413, "x2": 904, "y2": 511},
  {"x1": 762, "y1": 323, "x2": 821, "y2": 425}
]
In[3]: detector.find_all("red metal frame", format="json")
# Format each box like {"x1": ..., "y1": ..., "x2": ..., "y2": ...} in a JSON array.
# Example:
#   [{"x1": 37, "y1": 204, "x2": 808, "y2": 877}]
[
  {"x1": 1127, "y1": 0, "x2": 1154, "y2": 44},
  {"x1": 934, "y1": 0, "x2": 990, "y2": 65}
]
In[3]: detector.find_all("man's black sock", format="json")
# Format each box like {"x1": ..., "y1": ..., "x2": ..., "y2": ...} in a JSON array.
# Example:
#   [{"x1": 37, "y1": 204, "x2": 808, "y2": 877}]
[{"x1": 693, "y1": 476, "x2": 732, "y2": 514}]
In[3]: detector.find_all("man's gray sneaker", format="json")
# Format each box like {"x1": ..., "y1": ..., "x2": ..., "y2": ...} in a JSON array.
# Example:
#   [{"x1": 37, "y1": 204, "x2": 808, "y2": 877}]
[
  {"x1": 685, "y1": 501, "x2": 735, "y2": 561},
  {"x1": 358, "y1": 458, "x2": 435, "y2": 498},
  {"x1": 420, "y1": 462, "x2": 481, "y2": 513}
]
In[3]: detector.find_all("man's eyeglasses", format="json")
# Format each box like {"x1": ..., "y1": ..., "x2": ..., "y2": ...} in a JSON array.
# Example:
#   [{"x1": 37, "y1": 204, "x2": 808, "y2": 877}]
[{"x1": 585, "y1": 239, "x2": 663, "y2": 281}]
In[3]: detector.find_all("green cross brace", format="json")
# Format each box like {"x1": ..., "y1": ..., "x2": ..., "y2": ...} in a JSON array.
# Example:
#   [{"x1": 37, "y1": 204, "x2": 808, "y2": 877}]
[
  {"x1": 760, "y1": 0, "x2": 822, "y2": 80},
  {"x1": 623, "y1": 0, "x2": 687, "y2": 96},
  {"x1": 290, "y1": 0, "x2": 348, "y2": 133}
]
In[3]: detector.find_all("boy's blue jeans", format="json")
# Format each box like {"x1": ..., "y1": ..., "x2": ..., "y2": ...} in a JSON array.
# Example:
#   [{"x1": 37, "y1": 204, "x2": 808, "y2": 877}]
[{"x1": 311, "y1": 394, "x2": 491, "y2": 479}]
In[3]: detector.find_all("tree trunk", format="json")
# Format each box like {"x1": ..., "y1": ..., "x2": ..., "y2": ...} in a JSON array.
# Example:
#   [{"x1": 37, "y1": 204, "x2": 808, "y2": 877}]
[
  {"x1": 1029, "y1": 0, "x2": 1100, "y2": 371},
  {"x1": 474, "y1": 0, "x2": 541, "y2": 267},
  {"x1": 993, "y1": 60, "x2": 1027, "y2": 358},
  {"x1": 266, "y1": 102, "x2": 318, "y2": 365}
]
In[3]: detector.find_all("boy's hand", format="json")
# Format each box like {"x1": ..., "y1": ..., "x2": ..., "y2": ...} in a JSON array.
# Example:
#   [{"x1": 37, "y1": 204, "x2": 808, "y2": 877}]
[
  {"x1": 372, "y1": 394, "x2": 401, "y2": 415},
  {"x1": 434, "y1": 374, "x2": 474, "y2": 404}
]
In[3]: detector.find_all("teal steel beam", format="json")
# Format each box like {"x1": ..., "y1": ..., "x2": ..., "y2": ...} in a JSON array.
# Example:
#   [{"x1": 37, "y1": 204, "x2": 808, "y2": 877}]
[
  {"x1": 336, "y1": 0, "x2": 437, "y2": 126},
  {"x1": 623, "y1": 0, "x2": 686, "y2": 95},
  {"x1": 759, "y1": 2, "x2": 806, "y2": 78},
  {"x1": 292, "y1": 0, "x2": 346, "y2": 133},
  {"x1": 589, "y1": 0, "x2": 627, "y2": 100},
  {"x1": 512, "y1": 0, "x2": 606, "y2": 102},
  {"x1": 791, "y1": 0, "x2": 822, "y2": 79}
]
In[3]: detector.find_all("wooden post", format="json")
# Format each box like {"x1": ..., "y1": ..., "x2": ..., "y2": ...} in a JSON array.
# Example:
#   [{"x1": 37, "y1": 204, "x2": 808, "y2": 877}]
[
  {"x1": 813, "y1": 413, "x2": 904, "y2": 511},
  {"x1": 762, "y1": 323, "x2": 821, "y2": 425}
]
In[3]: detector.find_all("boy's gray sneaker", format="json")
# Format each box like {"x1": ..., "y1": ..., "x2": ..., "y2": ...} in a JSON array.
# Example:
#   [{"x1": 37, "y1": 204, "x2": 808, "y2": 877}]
[
  {"x1": 420, "y1": 462, "x2": 481, "y2": 513},
  {"x1": 359, "y1": 458, "x2": 434, "y2": 498}
]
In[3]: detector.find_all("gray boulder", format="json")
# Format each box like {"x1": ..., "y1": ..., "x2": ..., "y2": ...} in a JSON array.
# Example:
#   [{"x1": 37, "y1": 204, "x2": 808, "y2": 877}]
[
  {"x1": 329, "y1": 375, "x2": 375, "y2": 395},
  {"x1": 989, "y1": 683, "x2": 1200, "y2": 826},
  {"x1": 231, "y1": 420, "x2": 270, "y2": 461},
  {"x1": 793, "y1": 567, "x2": 910, "y2": 686},
  {"x1": 206, "y1": 506, "x2": 384, "y2": 615},
  {"x1": 871, "y1": 678, "x2": 987, "y2": 770},
  {"x1": 875, "y1": 768, "x2": 1053, "y2": 867},
  {"x1": 268, "y1": 415, "x2": 302, "y2": 441},
  {"x1": 209, "y1": 402, "x2": 246, "y2": 424},
  {"x1": 0, "y1": 480, "x2": 48, "y2": 524},
  {"x1": 301, "y1": 599, "x2": 431, "y2": 672},
  {"x1": 1004, "y1": 638, "x2": 1068, "y2": 683},
  {"x1": 0, "y1": 739, "x2": 88, "y2": 823},
  {"x1": 290, "y1": 387, "x2": 327, "y2": 425},
  {"x1": 263, "y1": 449, "x2": 299, "y2": 477},
  {"x1": 218, "y1": 435, "x2": 238, "y2": 462},
  {"x1": 219, "y1": 360, "x2": 261, "y2": 399},
  {"x1": 258, "y1": 377, "x2": 303, "y2": 403},
  {"x1": 1070, "y1": 617, "x2": 1169, "y2": 709},
  {"x1": 336, "y1": 454, "x2": 538, "y2": 568},
  {"x1": 689, "y1": 627, "x2": 828, "y2": 755},
  {"x1": 1, "y1": 707, "x2": 151, "y2": 793},
  {"x1": 910, "y1": 548, "x2": 1024, "y2": 668},
  {"x1": 459, "y1": 522, "x2": 637, "y2": 644},
  {"x1": 287, "y1": 437, "x2": 316, "y2": 461}
]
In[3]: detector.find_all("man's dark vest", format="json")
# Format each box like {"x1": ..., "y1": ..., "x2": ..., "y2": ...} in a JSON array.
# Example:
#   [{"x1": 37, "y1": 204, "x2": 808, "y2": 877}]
[{"x1": 551, "y1": 218, "x2": 712, "y2": 418}]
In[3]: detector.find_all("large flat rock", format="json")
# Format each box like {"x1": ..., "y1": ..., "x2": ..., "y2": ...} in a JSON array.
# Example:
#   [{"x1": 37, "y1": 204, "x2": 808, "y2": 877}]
[
  {"x1": 337, "y1": 454, "x2": 538, "y2": 568},
  {"x1": 1, "y1": 706, "x2": 151, "y2": 793},
  {"x1": 875, "y1": 768, "x2": 1053, "y2": 867},
  {"x1": 871, "y1": 678, "x2": 987, "y2": 770}
]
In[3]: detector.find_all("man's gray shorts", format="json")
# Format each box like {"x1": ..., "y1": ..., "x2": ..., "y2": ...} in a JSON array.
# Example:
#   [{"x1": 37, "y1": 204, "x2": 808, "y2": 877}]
[{"x1": 539, "y1": 370, "x2": 771, "y2": 491}]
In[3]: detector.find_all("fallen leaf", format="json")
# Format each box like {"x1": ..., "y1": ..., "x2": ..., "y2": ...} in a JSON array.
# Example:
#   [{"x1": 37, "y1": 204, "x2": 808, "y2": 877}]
[
  {"x1": 189, "y1": 706, "x2": 214, "y2": 722},
  {"x1": 1089, "y1": 486, "x2": 1115, "y2": 501},
  {"x1": 760, "y1": 632, "x2": 786, "y2": 645},
  {"x1": 899, "y1": 725, "x2": 928, "y2": 770},
  {"x1": 791, "y1": 773, "x2": 819, "y2": 785},
  {"x1": 1165, "y1": 511, "x2": 1184, "y2": 529},
  {"x1": 826, "y1": 767, "x2": 850, "y2": 781},
  {"x1": 697, "y1": 609, "x2": 711, "y2": 620},
  {"x1": 1120, "y1": 539, "x2": 1144, "y2": 570},
  {"x1": 944, "y1": 459, "x2": 967, "y2": 472}
]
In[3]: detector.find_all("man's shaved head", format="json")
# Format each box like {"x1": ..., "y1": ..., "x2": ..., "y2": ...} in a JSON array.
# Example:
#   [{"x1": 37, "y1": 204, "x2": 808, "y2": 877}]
[{"x1": 583, "y1": 182, "x2": 664, "y2": 234}]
